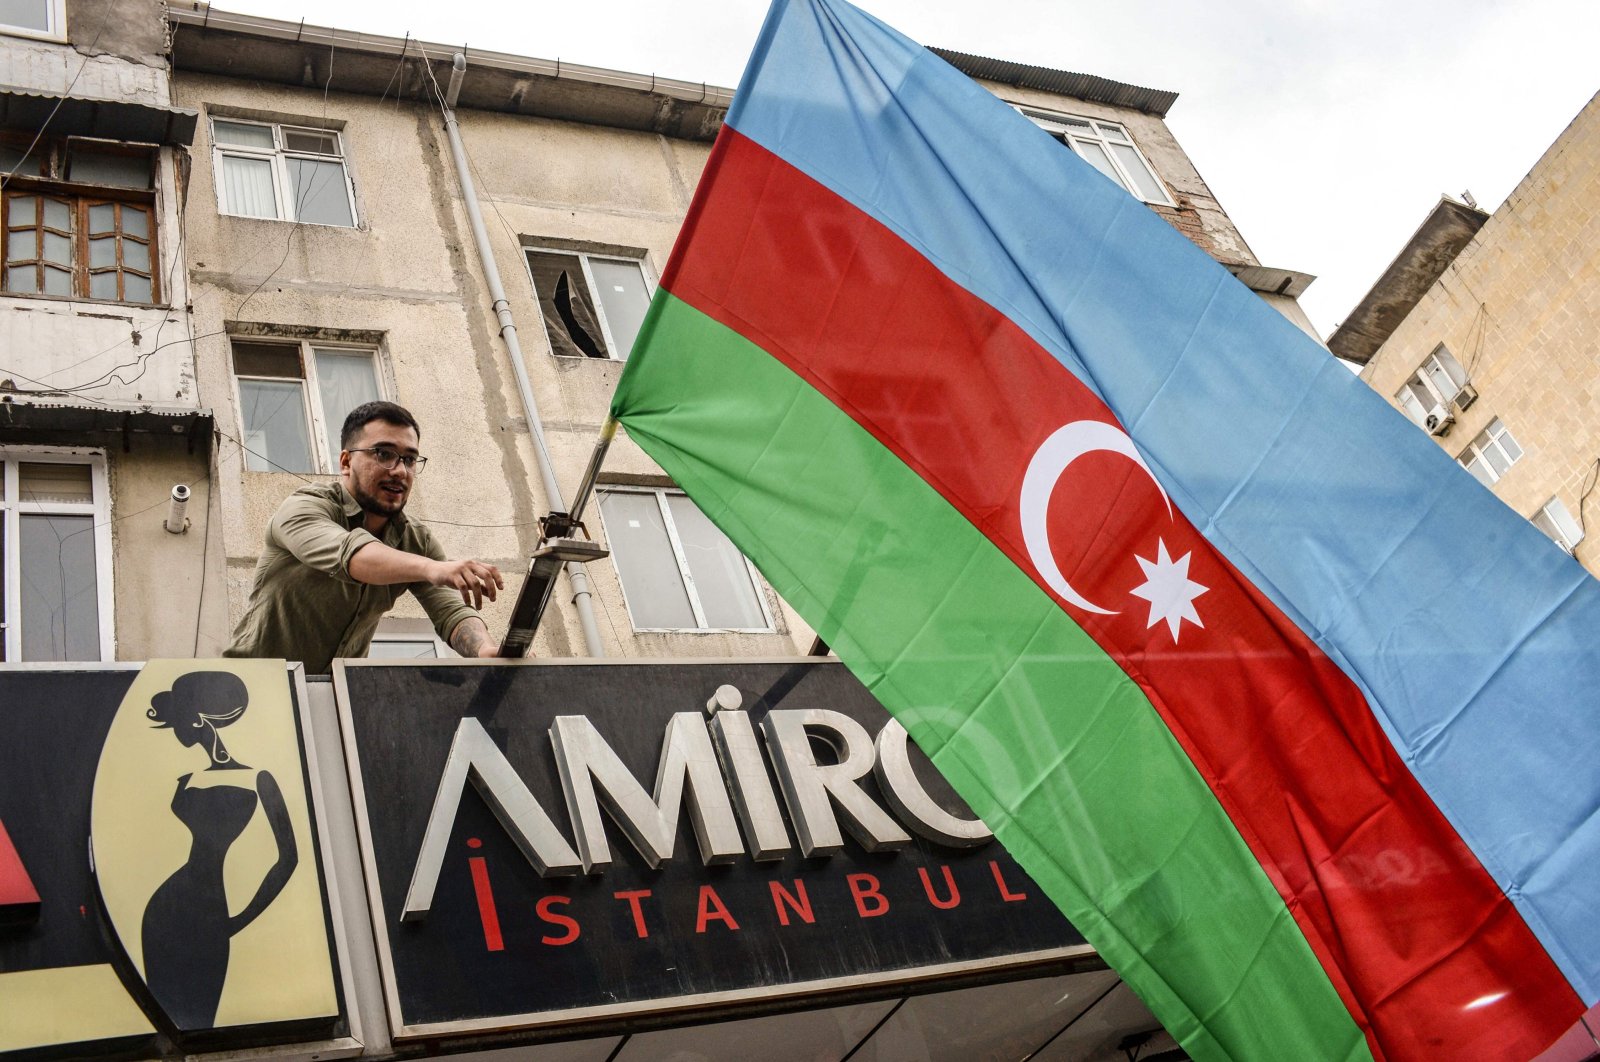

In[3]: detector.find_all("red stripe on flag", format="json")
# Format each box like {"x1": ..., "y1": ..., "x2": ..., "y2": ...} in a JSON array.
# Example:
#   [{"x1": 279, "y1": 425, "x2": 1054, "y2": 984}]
[{"x1": 661, "y1": 128, "x2": 1579, "y2": 1060}]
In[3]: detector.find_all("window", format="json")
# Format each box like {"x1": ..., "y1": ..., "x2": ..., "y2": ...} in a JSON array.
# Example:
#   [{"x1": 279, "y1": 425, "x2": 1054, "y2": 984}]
[
  {"x1": 1, "y1": 450, "x2": 113, "y2": 662},
  {"x1": 368, "y1": 618, "x2": 449, "y2": 659},
  {"x1": 1020, "y1": 108, "x2": 1172, "y2": 205},
  {"x1": 1532, "y1": 498, "x2": 1585, "y2": 555},
  {"x1": 232, "y1": 338, "x2": 382, "y2": 474},
  {"x1": 598, "y1": 487, "x2": 772, "y2": 632},
  {"x1": 1396, "y1": 345, "x2": 1471, "y2": 426},
  {"x1": 1, "y1": 136, "x2": 158, "y2": 303},
  {"x1": 1, "y1": 0, "x2": 62, "y2": 37},
  {"x1": 211, "y1": 118, "x2": 356, "y2": 227},
  {"x1": 1457, "y1": 418, "x2": 1523, "y2": 486},
  {"x1": 526, "y1": 247, "x2": 653, "y2": 360}
]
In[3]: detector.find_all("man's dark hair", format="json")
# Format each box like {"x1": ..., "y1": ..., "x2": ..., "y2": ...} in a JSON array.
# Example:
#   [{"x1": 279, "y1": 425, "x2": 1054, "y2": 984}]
[{"x1": 340, "y1": 401, "x2": 421, "y2": 450}]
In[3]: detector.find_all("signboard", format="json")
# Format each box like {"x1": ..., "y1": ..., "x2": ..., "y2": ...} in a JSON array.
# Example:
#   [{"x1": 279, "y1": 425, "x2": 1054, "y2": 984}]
[
  {"x1": 0, "y1": 661, "x2": 351, "y2": 1059},
  {"x1": 336, "y1": 659, "x2": 1089, "y2": 1039}
]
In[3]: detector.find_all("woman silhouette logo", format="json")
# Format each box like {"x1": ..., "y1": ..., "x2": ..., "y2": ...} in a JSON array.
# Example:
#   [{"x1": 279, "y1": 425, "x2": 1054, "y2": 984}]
[{"x1": 140, "y1": 671, "x2": 298, "y2": 1030}]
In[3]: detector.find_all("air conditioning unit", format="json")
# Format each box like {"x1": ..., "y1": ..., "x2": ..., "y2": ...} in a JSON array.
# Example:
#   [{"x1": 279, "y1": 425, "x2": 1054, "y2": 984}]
[
  {"x1": 1452, "y1": 384, "x2": 1479, "y2": 411},
  {"x1": 1425, "y1": 410, "x2": 1455, "y2": 437}
]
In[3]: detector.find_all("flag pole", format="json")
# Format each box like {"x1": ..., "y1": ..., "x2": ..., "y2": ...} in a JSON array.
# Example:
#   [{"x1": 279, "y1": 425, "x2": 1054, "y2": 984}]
[
  {"x1": 497, "y1": 416, "x2": 617, "y2": 658},
  {"x1": 566, "y1": 415, "x2": 618, "y2": 531}
]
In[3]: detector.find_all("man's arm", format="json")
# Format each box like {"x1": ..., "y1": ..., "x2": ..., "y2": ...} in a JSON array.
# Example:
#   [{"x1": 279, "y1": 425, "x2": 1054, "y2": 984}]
[
  {"x1": 348, "y1": 540, "x2": 504, "y2": 610},
  {"x1": 447, "y1": 616, "x2": 498, "y2": 658}
]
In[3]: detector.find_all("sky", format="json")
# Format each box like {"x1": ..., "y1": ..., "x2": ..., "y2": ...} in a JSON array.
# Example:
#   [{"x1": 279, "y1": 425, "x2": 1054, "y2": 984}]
[{"x1": 221, "y1": 0, "x2": 1600, "y2": 338}]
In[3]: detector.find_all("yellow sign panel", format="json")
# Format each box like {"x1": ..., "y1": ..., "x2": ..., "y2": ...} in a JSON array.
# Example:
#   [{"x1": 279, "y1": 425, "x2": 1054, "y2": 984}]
[{"x1": 90, "y1": 660, "x2": 338, "y2": 1033}]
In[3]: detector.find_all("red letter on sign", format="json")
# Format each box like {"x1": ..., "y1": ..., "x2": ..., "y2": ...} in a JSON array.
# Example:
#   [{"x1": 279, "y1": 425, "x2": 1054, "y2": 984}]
[
  {"x1": 613, "y1": 889, "x2": 652, "y2": 939},
  {"x1": 847, "y1": 873, "x2": 889, "y2": 918},
  {"x1": 918, "y1": 865, "x2": 961, "y2": 910},
  {"x1": 0, "y1": 817, "x2": 40, "y2": 915},
  {"x1": 537, "y1": 895, "x2": 580, "y2": 946},
  {"x1": 695, "y1": 885, "x2": 740, "y2": 933},
  {"x1": 769, "y1": 879, "x2": 815, "y2": 926},
  {"x1": 989, "y1": 860, "x2": 1027, "y2": 902},
  {"x1": 467, "y1": 850, "x2": 503, "y2": 951}
]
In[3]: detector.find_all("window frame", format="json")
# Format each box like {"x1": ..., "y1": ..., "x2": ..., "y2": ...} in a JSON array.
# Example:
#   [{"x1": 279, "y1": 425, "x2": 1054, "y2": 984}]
[
  {"x1": 368, "y1": 618, "x2": 450, "y2": 659},
  {"x1": 230, "y1": 337, "x2": 386, "y2": 475},
  {"x1": 1018, "y1": 107, "x2": 1174, "y2": 207},
  {"x1": 523, "y1": 245, "x2": 656, "y2": 362},
  {"x1": 1457, "y1": 418, "x2": 1523, "y2": 486},
  {"x1": 1395, "y1": 346, "x2": 1470, "y2": 426},
  {"x1": 1, "y1": 134, "x2": 161, "y2": 305},
  {"x1": 0, "y1": 0, "x2": 65, "y2": 41},
  {"x1": 209, "y1": 117, "x2": 358, "y2": 228},
  {"x1": 1532, "y1": 497, "x2": 1585, "y2": 555},
  {"x1": 0, "y1": 447, "x2": 115, "y2": 662},
  {"x1": 598, "y1": 485, "x2": 775, "y2": 634}
]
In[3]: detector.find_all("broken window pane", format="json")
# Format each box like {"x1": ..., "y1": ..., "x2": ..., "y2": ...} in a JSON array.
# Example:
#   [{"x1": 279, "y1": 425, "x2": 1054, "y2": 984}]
[{"x1": 527, "y1": 249, "x2": 608, "y2": 358}]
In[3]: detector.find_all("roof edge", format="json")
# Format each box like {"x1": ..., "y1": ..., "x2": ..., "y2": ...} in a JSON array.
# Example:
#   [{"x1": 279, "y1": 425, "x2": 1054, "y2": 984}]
[
  {"x1": 1327, "y1": 197, "x2": 1489, "y2": 365},
  {"x1": 930, "y1": 48, "x2": 1177, "y2": 117}
]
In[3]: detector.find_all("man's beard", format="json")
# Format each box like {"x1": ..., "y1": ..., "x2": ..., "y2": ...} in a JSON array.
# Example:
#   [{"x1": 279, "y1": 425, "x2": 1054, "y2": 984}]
[{"x1": 351, "y1": 479, "x2": 406, "y2": 517}]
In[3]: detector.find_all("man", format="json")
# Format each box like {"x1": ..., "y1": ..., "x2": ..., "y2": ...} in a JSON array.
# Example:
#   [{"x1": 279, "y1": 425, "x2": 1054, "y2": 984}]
[{"x1": 225, "y1": 401, "x2": 504, "y2": 672}]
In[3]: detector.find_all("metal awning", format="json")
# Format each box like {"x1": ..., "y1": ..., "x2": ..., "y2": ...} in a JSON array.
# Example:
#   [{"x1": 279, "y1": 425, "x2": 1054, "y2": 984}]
[
  {"x1": 0, "y1": 398, "x2": 212, "y2": 453},
  {"x1": 0, "y1": 85, "x2": 199, "y2": 145}
]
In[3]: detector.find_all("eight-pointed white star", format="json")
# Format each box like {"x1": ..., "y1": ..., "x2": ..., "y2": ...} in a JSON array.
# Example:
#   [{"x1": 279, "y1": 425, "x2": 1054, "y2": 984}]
[{"x1": 1128, "y1": 539, "x2": 1208, "y2": 642}]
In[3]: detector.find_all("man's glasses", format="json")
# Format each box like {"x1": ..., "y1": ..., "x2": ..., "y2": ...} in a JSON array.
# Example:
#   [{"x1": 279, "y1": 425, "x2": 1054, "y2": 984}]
[{"x1": 348, "y1": 445, "x2": 428, "y2": 474}]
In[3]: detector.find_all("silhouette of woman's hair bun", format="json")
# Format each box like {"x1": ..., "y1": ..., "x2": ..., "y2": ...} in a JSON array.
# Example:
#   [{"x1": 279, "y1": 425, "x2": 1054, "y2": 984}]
[{"x1": 147, "y1": 671, "x2": 250, "y2": 730}]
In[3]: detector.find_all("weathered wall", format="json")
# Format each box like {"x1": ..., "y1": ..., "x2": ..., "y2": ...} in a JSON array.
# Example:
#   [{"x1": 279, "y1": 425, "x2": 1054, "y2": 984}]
[
  {"x1": 1361, "y1": 91, "x2": 1600, "y2": 571},
  {"x1": 173, "y1": 70, "x2": 808, "y2": 658},
  {"x1": 170, "y1": 45, "x2": 1318, "y2": 662},
  {"x1": 1, "y1": 0, "x2": 168, "y2": 103},
  {"x1": 0, "y1": 148, "x2": 194, "y2": 409},
  {"x1": 107, "y1": 436, "x2": 226, "y2": 658}
]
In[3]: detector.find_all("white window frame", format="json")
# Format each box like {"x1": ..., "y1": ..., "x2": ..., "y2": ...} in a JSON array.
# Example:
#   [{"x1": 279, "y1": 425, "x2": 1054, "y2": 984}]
[
  {"x1": 1395, "y1": 346, "x2": 1470, "y2": 426},
  {"x1": 599, "y1": 486, "x2": 775, "y2": 634},
  {"x1": 0, "y1": 0, "x2": 65, "y2": 41},
  {"x1": 369, "y1": 618, "x2": 451, "y2": 659},
  {"x1": 1, "y1": 447, "x2": 115, "y2": 662},
  {"x1": 1532, "y1": 497, "x2": 1585, "y2": 555},
  {"x1": 1457, "y1": 418, "x2": 1523, "y2": 486},
  {"x1": 524, "y1": 246, "x2": 656, "y2": 362},
  {"x1": 230, "y1": 338, "x2": 386, "y2": 475},
  {"x1": 209, "y1": 117, "x2": 358, "y2": 227},
  {"x1": 1018, "y1": 107, "x2": 1173, "y2": 206}
]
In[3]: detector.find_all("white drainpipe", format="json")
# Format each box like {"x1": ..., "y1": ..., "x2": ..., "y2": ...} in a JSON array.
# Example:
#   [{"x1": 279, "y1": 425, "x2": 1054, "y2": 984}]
[{"x1": 441, "y1": 53, "x2": 606, "y2": 658}]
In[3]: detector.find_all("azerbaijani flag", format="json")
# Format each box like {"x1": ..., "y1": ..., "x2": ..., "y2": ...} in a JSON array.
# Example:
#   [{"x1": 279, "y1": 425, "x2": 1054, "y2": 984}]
[{"x1": 608, "y1": 1, "x2": 1600, "y2": 1057}]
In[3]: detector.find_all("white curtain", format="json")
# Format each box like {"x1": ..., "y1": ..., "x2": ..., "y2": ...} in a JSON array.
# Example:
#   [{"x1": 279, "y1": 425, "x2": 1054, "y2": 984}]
[
  {"x1": 221, "y1": 155, "x2": 278, "y2": 218},
  {"x1": 314, "y1": 351, "x2": 380, "y2": 461}
]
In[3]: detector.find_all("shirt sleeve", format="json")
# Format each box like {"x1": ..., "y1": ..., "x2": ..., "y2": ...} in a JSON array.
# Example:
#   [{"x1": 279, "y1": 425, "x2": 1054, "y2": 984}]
[
  {"x1": 408, "y1": 525, "x2": 481, "y2": 646},
  {"x1": 268, "y1": 491, "x2": 377, "y2": 584}
]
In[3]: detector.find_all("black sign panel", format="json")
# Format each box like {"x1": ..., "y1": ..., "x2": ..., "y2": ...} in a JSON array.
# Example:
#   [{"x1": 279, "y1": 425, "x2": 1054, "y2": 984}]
[{"x1": 337, "y1": 659, "x2": 1087, "y2": 1038}]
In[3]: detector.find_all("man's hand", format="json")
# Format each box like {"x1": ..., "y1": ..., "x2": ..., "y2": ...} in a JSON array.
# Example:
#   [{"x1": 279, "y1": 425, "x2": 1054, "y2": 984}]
[{"x1": 428, "y1": 559, "x2": 504, "y2": 610}]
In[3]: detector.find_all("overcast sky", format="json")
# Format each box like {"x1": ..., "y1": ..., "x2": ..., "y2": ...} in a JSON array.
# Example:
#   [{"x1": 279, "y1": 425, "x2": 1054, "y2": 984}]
[{"x1": 223, "y1": 0, "x2": 1600, "y2": 337}]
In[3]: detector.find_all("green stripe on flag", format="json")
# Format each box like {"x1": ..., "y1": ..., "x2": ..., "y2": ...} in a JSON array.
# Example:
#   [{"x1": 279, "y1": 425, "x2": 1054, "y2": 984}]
[{"x1": 613, "y1": 293, "x2": 1372, "y2": 1062}]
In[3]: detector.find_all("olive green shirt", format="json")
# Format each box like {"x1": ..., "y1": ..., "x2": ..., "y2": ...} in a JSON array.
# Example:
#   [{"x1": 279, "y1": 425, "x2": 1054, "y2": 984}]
[{"x1": 224, "y1": 482, "x2": 478, "y2": 674}]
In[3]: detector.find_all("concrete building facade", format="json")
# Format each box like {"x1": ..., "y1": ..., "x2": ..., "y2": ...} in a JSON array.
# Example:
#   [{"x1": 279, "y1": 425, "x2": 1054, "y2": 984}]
[
  {"x1": 1334, "y1": 91, "x2": 1600, "y2": 572},
  {"x1": 1, "y1": 0, "x2": 210, "y2": 664},
  {"x1": 0, "y1": 0, "x2": 1325, "y2": 666}
]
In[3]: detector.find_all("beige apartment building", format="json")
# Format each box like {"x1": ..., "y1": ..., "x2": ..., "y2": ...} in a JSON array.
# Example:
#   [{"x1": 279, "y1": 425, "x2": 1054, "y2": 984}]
[
  {"x1": 1333, "y1": 91, "x2": 1600, "y2": 571},
  {"x1": 2, "y1": 0, "x2": 1325, "y2": 665},
  {"x1": 1, "y1": 0, "x2": 207, "y2": 663}
]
